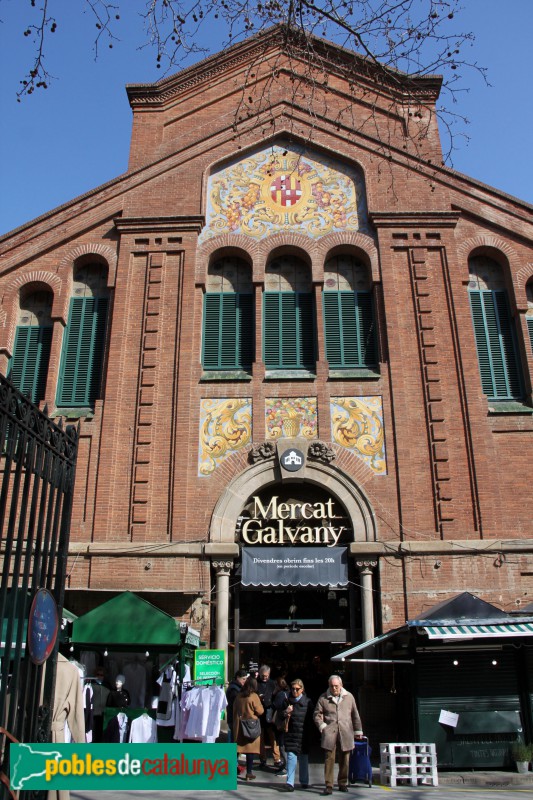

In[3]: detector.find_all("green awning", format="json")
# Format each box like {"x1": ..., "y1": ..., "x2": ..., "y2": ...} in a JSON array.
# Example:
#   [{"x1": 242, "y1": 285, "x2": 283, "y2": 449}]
[
  {"x1": 422, "y1": 622, "x2": 533, "y2": 640},
  {"x1": 71, "y1": 592, "x2": 181, "y2": 648}
]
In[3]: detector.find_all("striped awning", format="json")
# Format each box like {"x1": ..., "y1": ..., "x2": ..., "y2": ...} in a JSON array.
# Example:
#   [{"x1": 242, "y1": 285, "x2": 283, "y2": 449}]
[{"x1": 422, "y1": 622, "x2": 533, "y2": 640}]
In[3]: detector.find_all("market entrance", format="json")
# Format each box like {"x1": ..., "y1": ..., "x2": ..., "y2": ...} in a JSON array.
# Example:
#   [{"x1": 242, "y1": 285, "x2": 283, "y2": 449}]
[{"x1": 232, "y1": 483, "x2": 364, "y2": 686}]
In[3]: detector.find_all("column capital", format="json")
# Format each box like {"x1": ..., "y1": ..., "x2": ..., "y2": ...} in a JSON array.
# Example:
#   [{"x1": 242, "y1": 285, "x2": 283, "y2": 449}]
[
  {"x1": 212, "y1": 559, "x2": 233, "y2": 575},
  {"x1": 355, "y1": 560, "x2": 378, "y2": 573}
]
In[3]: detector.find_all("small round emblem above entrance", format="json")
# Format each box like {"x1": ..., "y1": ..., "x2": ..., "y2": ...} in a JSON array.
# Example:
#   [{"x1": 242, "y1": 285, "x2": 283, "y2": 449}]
[{"x1": 280, "y1": 448, "x2": 304, "y2": 472}]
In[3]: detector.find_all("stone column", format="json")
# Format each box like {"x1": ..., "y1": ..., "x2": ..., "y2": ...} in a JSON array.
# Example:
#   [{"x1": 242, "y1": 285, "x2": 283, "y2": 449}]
[
  {"x1": 356, "y1": 560, "x2": 378, "y2": 642},
  {"x1": 212, "y1": 560, "x2": 233, "y2": 683}
]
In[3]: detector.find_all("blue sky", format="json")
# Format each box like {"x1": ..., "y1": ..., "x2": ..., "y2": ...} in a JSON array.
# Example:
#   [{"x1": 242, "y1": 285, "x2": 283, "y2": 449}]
[{"x1": 1, "y1": 1, "x2": 532, "y2": 236}]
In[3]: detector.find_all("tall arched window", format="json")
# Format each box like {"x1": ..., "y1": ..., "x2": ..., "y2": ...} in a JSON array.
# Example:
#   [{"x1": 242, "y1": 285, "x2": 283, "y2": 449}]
[
  {"x1": 8, "y1": 289, "x2": 53, "y2": 403},
  {"x1": 468, "y1": 255, "x2": 523, "y2": 401},
  {"x1": 202, "y1": 256, "x2": 254, "y2": 372},
  {"x1": 56, "y1": 262, "x2": 109, "y2": 408},
  {"x1": 323, "y1": 254, "x2": 377, "y2": 369},
  {"x1": 263, "y1": 255, "x2": 316, "y2": 370}
]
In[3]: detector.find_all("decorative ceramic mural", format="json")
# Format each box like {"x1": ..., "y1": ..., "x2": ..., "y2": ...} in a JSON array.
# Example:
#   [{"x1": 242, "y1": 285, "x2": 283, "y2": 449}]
[
  {"x1": 198, "y1": 398, "x2": 252, "y2": 477},
  {"x1": 330, "y1": 396, "x2": 386, "y2": 475},
  {"x1": 265, "y1": 397, "x2": 318, "y2": 440},
  {"x1": 200, "y1": 143, "x2": 370, "y2": 242}
]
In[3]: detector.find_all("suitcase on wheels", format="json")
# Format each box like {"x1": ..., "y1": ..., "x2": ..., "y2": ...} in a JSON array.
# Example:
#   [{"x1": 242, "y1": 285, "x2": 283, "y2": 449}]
[{"x1": 349, "y1": 736, "x2": 372, "y2": 787}]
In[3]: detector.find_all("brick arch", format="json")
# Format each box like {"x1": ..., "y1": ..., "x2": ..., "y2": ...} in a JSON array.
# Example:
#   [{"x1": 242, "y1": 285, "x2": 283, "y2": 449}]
[
  {"x1": 195, "y1": 234, "x2": 261, "y2": 283},
  {"x1": 0, "y1": 271, "x2": 64, "y2": 354},
  {"x1": 58, "y1": 243, "x2": 118, "y2": 287},
  {"x1": 317, "y1": 231, "x2": 380, "y2": 283},
  {"x1": 458, "y1": 235, "x2": 523, "y2": 307},
  {"x1": 209, "y1": 455, "x2": 377, "y2": 545},
  {"x1": 261, "y1": 233, "x2": 319, "y2": 282}
]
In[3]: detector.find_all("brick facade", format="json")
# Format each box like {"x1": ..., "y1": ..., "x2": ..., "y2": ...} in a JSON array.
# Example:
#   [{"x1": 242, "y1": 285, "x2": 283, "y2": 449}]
[{"x1": 1, "y1": 27, "x2": 532, "y2": 664}]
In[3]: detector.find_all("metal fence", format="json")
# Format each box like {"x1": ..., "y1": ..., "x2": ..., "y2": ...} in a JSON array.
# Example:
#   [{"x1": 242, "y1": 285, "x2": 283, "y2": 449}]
[{"x1": 0, "y1": 374, "x2": 78, "y2": 799}]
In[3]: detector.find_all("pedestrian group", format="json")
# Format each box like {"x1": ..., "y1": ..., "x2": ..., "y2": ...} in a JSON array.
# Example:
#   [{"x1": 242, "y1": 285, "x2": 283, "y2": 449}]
[{"x1": 228, "y1": 665, "x2": 364, "y2": 794}]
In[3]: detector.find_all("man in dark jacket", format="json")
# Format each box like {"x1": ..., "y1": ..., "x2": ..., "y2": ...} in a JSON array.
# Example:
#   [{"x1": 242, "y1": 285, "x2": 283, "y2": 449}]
[
  {"x1": 314, "y1": 674, "x2": 363, "y2": 795},
  {"x1": 257, "y1": 664, "x2": 282, "y2": 767},
  {"x1": 225, "y1": 669, "x2": 247, "y2": 743}
]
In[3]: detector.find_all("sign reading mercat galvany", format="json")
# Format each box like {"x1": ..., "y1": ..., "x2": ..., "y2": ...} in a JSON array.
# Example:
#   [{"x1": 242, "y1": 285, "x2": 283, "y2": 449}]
[{"x1": 240, "y1": 495, "x2": 349, "y2": 547}]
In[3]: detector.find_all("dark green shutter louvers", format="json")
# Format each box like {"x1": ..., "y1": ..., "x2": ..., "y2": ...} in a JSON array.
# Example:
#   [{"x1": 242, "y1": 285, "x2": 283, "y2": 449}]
[
  {"x1": 527, "y1": 317, "x2": 533, "y2": 355},
  {"x1": 323, "y1": 291, "x2": 377, "y2": 368},
  {"x1": 57, "y1": 297, "x2": 108, "y2": 407},
  {"x1": 202, "y1": 293, "x2": 254, "y2": 370},
  {"x1": 469, "y1": 289, "x2": 523, "y2": 400},
  {"x1": 263, "y1": 291, "x2": 316, "y2": 369},
  {"x1": 8, "y1": 325, "x2": 52, "y2": 403}
]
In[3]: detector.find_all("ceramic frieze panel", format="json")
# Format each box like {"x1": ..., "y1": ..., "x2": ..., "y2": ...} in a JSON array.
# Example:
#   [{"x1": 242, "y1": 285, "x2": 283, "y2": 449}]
[
  {"x1": 198, "y1": 398, "x2": 252, "y2": 476},
  {"x1": 199, "y1": 142, "x2": 370, "y2": 242},
  {"x1": 265, "y1": 397, "x2": 317, "y2": 440},
  {"x1": 330, "y1": 396, "x2": 386, "y2": 475}
]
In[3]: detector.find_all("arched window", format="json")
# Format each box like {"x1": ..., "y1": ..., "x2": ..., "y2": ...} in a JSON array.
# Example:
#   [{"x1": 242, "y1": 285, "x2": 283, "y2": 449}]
[
  {"x1": 468, "y1": 255, "x2": 523, "y2": 401},
  {"x1": 56, "y1": 262, "x2": 109, "y2": 408},
  {"x1": 7, "y1": 289, "x2": 53, "y2": 403},
  {"x1": 202, "y1": 256, "x2": 254, "y2": 372},
  {"x1": 323, "y1": 254, "x2": 377, "y2": 369},
  {"x1": 263, "y1": 255, "x2": 315, "y2": 370}
]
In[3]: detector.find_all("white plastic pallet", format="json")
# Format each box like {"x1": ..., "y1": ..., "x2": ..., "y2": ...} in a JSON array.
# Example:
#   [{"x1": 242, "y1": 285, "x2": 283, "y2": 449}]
[{"x1": 379, "y1": 743, "x2": 438, "y2": 787}]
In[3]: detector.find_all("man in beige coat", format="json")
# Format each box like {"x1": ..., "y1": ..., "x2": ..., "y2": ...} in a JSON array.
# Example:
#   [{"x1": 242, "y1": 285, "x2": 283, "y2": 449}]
[{"x1": 313, "y1": 674, "x2": 363, "y2": 795}]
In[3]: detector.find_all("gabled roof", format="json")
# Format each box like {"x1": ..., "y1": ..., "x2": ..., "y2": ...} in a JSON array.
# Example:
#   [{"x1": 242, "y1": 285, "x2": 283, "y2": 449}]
[
  {"x1": 409, "y1": 591, "x2": 510, "y2": 625},
  {"x1": 71, "y1": 591, "x2": 181, "y2": 648},
  {"x1": 126, "y1": 23, "x2": 443, "y2": 108}
]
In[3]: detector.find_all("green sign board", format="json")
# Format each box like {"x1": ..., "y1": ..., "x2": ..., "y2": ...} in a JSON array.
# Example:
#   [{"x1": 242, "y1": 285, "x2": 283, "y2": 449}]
[{"x1": 194, "y1": 649, "x2": 225, "y2": 685}]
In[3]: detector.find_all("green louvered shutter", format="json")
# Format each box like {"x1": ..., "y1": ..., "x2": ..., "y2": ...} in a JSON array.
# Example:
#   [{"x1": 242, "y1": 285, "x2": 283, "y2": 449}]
[
  {"x1": 323, "y1": 291, "x2": 377, "y2": 368},
  {"x1": 57, "y1": 297, "x2": 108, "y2": 407},
  {"x1": 527, "y1": 317, "x2": 533, "y2": 355},
  {"x1": 8, "y1": 325, "x2": 52, "y2": 403},
  {"x1": 469, "y1": 289, "x2": 523, "y2": 400},
  {"x1": 202, "y1": 293, "x2": 253, "y2": 370},
  {"x1": 357, "y1": 291, "x2": 378, "y2": 366},
  {"x1": 264, "y1": 292, "x2": 315, "y2": 369}
]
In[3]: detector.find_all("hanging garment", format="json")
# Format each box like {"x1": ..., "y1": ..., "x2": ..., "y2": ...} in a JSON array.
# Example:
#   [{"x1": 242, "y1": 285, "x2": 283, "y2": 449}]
[
  {"x1": 84, "y1": 683, "x2": 94, "y2": 743},
  {"x1": 129, "y1": 713, "x2": 158, "y2": 743},
  {"x1": 104, "y1": 712, "x2": 130, "y2": 743}
]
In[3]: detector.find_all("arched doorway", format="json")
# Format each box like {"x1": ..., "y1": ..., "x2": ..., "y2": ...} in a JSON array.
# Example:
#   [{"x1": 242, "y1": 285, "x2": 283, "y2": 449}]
[{"x1": 208, "y1": 447, "x2": 378, "y2": 684}]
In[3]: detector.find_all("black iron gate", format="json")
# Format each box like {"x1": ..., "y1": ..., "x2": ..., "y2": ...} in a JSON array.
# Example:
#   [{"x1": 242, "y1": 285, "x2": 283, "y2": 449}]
[{"x1": 0, "y1": 373, "x2": 78, "y2": 798}]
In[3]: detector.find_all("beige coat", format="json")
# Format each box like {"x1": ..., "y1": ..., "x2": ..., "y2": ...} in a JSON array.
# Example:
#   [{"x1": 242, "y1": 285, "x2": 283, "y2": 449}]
[
  {"x1": 313, "y1": 688, "x2": 363, "y2": 752},
  {"x1": 233, "y1": 691, "x2": 264, "y2": 754},
  {"x1": 48, "y1": 654, "x2": 85, "y2": 800}
]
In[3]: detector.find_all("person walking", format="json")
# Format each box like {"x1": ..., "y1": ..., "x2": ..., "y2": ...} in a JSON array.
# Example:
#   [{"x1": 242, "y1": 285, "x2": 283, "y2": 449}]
[
  {"x1": 256, "y1": 664, "x2": 282, "y2": 768},
  {"x1": 226, "y1": 669, "x2": 248, "y2": 777},
  {"x1": 272, "y1": 677, "x2": 290, "y2": 775},
  {"x1": 313, "y1": 674, "x2": 364, "y2": 795},
  {"x1": 233, "y1": 676, "x2": 264, "y2": 781},
  {"x1": 279, "y1": 678, "x2": 314, "y2": 792},
  {"x1": 226, "y1": 669, "x2": 248, "y2": 743}
]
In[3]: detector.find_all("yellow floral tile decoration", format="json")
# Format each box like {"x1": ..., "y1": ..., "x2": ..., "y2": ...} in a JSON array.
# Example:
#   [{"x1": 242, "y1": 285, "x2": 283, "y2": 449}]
[
  {"x1": 330, "y1": 397, "x2": 386, "y2": 475},
  {"x1": 199, "y1": 399, "x2": 252, "y2": 477},
  {"x1": 265, "y1": 397, "x2": 317, "y2": 440},
  {"x1": 199, "y1": 141, "x2": 370, "y2": 242}
]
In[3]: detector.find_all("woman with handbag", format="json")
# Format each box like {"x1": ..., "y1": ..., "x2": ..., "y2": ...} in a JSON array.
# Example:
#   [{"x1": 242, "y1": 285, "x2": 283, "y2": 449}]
[
  {"x1": 233, "y1": 676, "x2": 264, "y2": 780},
  {"x1": 279, "y1": 679, "x2": 314, "y2": 792}
]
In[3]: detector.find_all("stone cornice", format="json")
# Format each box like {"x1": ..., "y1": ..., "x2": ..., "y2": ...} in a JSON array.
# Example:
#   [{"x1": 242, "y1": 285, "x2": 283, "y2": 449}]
[
  {"x1": 113, "y1": 216, "x2": 204, "y2": 234},
  {"x1": 126, "y1": 24, "x2": 442, "y2": 109},
  {"x1": 369, "y1": 211, "x2": 461, "y2": 229}
]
